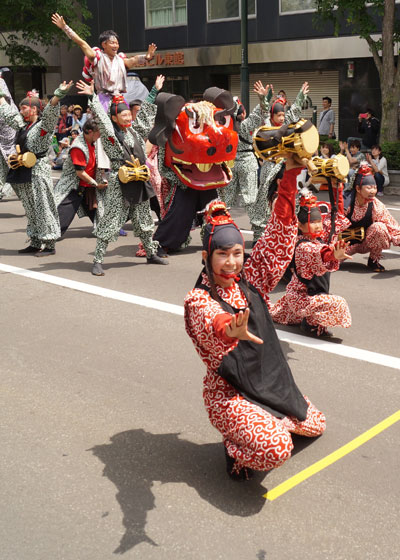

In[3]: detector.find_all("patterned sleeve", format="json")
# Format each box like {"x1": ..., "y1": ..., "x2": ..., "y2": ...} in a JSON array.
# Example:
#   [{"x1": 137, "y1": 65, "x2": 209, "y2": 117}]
[
  {"x1": 26, "y1": 102, "x2": 60, "y2": 152},
  {"x1": 184, "y1": 289, "x2": 239, "y2": 364},
  {"x1": 88, "y1": 93, "x2": 122, "y2": 161},
  {"x1": 284, "y1": 87, "x2": 305, "y2": 124},
  {"x1": 0, "y1": 102, "x2": 25, "y2": 131},
  {"x1": 374, "y1": 199, "x2": 400, "y2": 245},
  {"x1": 238, "y1": 100, "x2": 267, "y2": 143},
  {"x1": 244, "y1": 212, "x2": 298, "y2": 306},
  {"x1": 295, "y1": 242, "x2": 340, "y2": 278},
  {"x1": 320, "y1": 212, "x2": 351, "y2": 243},
  {"x1": 132, "y1": 99, "x2": 157, "y2": 141}
]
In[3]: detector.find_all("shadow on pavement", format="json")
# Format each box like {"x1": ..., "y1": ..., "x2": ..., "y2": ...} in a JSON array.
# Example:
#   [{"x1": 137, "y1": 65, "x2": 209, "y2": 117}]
[{"x1": 90, "y1": 429, "x2": 271, "y2": 554}]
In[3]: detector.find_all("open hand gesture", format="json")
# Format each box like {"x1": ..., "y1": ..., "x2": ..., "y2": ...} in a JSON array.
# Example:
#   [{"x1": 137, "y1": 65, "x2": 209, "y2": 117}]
[
  {"x1": 301, "y1": 82, "x2": 310, "y2": 96},
  {"x1": 253, "y1": 81, "x2": 270, "y2": 97},
  {"x1": 333, "y1": 239, "x2": 352, "y2": 261},
  {"x1": 146, "y1": 43, "x2": 157, "y2": 61},
  {"x1": 76, "y1": 80, "x2": 94, "y2": 96},
  {"x1": 155, "y1": 74, "x2": 165, "y2": 91},
  {"x1": 52, "y1": 13, "x2": 66, "y2": 29},
  {"x1": 225, "y1": 308, "x2": 263, "y2": 344}
]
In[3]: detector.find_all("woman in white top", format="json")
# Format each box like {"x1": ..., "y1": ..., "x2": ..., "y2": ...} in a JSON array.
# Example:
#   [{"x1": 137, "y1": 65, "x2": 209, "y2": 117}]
[{"x1": 366, "y1": 145, "x2": 389, "y2": 196}]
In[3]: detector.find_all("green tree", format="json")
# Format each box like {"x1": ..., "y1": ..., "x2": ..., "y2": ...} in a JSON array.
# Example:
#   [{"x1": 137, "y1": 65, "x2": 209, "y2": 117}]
[
  {"x1": 0, "y1": 0, "x2": 91, "y2": 67},
  {"x1": 315, "y1": 0, "x2": 400, "y2": 142}
]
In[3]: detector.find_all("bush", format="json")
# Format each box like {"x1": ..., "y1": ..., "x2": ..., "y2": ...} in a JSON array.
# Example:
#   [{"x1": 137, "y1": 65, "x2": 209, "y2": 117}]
[{"x1": 381, "y1": 141, "x2": 400, "y2": 170}]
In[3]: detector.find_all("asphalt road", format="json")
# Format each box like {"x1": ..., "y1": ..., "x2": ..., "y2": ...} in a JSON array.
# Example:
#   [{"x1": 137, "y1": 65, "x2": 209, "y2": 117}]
[{"x1": 0, "y1": 187, "x2": 399, "y2": 560}]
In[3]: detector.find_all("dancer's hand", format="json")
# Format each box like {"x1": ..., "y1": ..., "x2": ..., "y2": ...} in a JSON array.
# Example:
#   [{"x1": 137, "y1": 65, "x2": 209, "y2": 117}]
[
  {"x1": 333, "y1": 240, "x2": 352, "y2": 261},
  {"x1": 226, "y1": 309, "x2": 263, "y2": 344},
  {"x1": 76, "y1": 80, "x2": 94, "y2": 96},
  {"x1": 301, "y1": 82, "x2": 309, "y2": 96},
  {"x1": 146, "y1": 43, "x2": 157, "y2": 61},
  {"x1": 253, "y1": 81, "x2": 270, "y2": 97},
  {"x1": 51, "y1": 13, "x2": 66, "y2": 29},
  {"x1": 155, "y1": 75, "x2": 165, "y2": 91}
]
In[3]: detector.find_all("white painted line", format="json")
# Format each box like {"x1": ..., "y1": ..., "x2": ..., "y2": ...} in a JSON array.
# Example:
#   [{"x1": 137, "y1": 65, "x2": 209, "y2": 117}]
[
  {"x1": 0, "y1": 262, "x2": 184, "y2": 316},
  {"x1": 240, "y1": 229, "x2": 253, "y2": 235},
  {"x1": 1, "y1": 262, "x2": 399, "y2": 370},
  {"x1": 386, "y1": 207, "x2": 400, "y2": 212},
  {"x1": 383, "y1": 249, "x2": 400, "y2": 256}
]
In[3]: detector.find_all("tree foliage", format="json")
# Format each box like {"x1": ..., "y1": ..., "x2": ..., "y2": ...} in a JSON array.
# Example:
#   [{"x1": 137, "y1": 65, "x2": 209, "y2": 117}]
[
  {"x1": 0, "y1": 0, "x2": 91, "y2": 67},
  {"x1": 314, "y1": 0, "x2": 400, "y2": 142}
]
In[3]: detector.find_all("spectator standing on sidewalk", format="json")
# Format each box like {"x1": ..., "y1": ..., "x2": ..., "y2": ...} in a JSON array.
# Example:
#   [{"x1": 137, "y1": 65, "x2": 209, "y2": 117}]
[{"x1": 318, "y1": 97, "x2": 335, "y2": 140}]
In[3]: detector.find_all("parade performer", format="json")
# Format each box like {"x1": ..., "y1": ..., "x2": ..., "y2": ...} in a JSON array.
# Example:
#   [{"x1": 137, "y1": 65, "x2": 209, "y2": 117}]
[
  {"x1": 52, "y1": 13, "x2": 156, "y2": 111},
  {"x1": 344, "y1": 165, "x2": 400, "y2": 272},
  {"x1": 148, "y1": 87, "x2": 239, "y2": 254},
  {"x1": 76, "y1": 78, "x2": 166, "y2": 276},
  {"x1": 184, "y1": 155, "x2": 325, "y2": 480},
  {"x1": 0, "y1": 81, "x2": 73, "y2": 255},
  {"x1": 0, "y1": 74, "x2": 16, "y2": 201},
  {"x1": 54, "y1": 118, "x2": 108, "y2": 237},
  {"x1": 271, "y1": 186, "x2": 352, "y2": 337},
  {"x1": 253, "y1": 82, "x2": 310, "y2": 243},
  {"x1": 217, "y1": 81, "x2": 270, "y2": 237}
]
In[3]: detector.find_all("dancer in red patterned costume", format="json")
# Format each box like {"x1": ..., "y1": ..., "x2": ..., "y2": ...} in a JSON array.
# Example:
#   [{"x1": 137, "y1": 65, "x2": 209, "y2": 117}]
[
  {"x1": 344, "y1": 164, "x2": 400, "y2": 272},
  {"x1": 184, "y1": 155, "x2": 326, "y2": 480},
  {"x1": 271, "y1": 185, "x2": 352, "y2": 337}
]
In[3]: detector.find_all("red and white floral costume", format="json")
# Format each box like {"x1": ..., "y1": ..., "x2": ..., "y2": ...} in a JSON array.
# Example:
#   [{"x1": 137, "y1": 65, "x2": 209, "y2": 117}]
[
  {"x1": 271, "y1": 191, "x2": 352, "y2": 331},
  {"x1": 184, "y1": 169, "x2": 326, "y2": 473},
  {"x1": 345, "y1": 196, "x2": 400, "y2": 262}
]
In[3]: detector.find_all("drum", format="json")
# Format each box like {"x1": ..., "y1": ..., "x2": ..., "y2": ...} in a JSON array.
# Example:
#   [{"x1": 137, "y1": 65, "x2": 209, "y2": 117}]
[
  {"x1": 8, "y1": 150, "x2": 37, "y2": 170},
  {"x1": 338, "y1": 226, "x2": 365, "y2": 244},
  {"x1": 253, "y1": 119, "x2": 319, "y2": 162},
  {"x1": 309, "y1": 154, "x2": 350, "y2": 184},
  {"x1": 118, "y1": 157, "x2": 150, "y2": 184}
]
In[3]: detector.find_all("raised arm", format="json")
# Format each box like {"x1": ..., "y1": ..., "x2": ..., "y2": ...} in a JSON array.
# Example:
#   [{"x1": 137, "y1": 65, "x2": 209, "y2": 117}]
[
  {"x1": 52, "y1": 13, "x2": 95, "y2": 62},
  {"x1": 124, "y1": 43, "x2": 157, "y2": 69},
  {"x1": 245, "y1": 155, "x2": 304, "y2": 304},
  {"x1": 284, "y1": 81, "x2": 309, "y2": 124}
]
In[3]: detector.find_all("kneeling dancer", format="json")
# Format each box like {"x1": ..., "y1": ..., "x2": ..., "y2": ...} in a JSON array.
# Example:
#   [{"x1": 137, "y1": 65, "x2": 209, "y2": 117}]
[
  {"x1": 77, "y1": 80, "x2": 166, "y2": 275},
  {"x1": 345, "y1": 165, "x2": 400, "y2": 272},
  {"x1": 184, "y1": 158, "x2": 326, "y2": 480},
  {"x1": 271, "y1": 186, "x2": 352, "y2": 337}
]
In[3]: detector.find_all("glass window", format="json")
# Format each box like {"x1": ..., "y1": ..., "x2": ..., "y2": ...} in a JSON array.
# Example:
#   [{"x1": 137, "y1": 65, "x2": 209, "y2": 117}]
[
  {"x1": 280, "y1": 0, "x2": 317, "y2": 13},
  {"x1": 146, "y1": 0, "x2": 187, "y2": 28},
  {"x1": 207, "y1": 0, "x2": 256, "y2": 21}
]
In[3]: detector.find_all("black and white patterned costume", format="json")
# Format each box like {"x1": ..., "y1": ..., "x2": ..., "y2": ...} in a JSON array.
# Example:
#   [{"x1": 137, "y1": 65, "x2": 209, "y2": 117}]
[
  {"x1": 0, "y1": 78, "x2": 17, "y2": 199},
  {"x1": 253, "y1": 87, "x2": 306, "y2": 242},
  {"x1": 217, "y1": 96, "x2": 268, "y2": 237},
  {"x1": 0, "y1": 99, "x2": 61, "y2": 248},
  {"x1": 88, "y1": 94, "x2": 159, "y2": 263}
]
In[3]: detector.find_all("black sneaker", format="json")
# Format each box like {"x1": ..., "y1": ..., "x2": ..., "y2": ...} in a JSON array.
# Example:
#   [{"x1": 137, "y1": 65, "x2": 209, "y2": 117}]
[
  {"x1": 147, "y1": 254, "x2": 169, "y2": 265},
  {"x1": 18, "y1": 245, "x2": 41, "y2": 254},
  {"x1": 224, "y1": 447, "x2": 253, "y2": 481},
  {"x1": 92, "y1": 262, "x2": 105, "y2": 276},
  {"x1": 367, "y1": 257, "x2": 385, "y2": 272},
  {"x1": 157, "y1": 246, "x2": 168, "y2": 258},
  {"x1": 35, "y1": 247, "x2": 56, "y2": 257}
]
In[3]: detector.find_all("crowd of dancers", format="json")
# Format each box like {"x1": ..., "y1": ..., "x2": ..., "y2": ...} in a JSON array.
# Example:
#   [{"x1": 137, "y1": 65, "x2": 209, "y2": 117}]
[{"x1": 1, "y1": 14, "x2": 400, "y2": 480}]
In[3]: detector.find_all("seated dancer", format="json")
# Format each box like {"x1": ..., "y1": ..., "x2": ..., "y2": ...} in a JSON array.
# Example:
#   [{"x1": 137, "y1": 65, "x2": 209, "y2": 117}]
[
  {"x1": 217, "y1": 81, "x2": 270, "y2": 240},
  {"x1": 76, "y1": 78, "x2": 166, "y2": 276},
  {"x1": 271, "y1": 187, "x2": 352, "y2": 338},
  {"x1": 51, "y1": 13, "x2": 156, "y2": 111},
  {"x1": 0, "y1": 81, "x2": 73, "y2": 255},
  {"x1": 149, "y1": 87, "x2": 239, "y2": 254},
  {"x1": 184, "y1": 155, "x2": 326, "y2": 480},
  {"x1": 344, "y1": 164, "x2": 400, "y2": 272},
  {"x1": 54, "y1": 118, "x2": 108, "y2": 238},
  {"x1": 254, "y1": 82, "x2": 310, "y2": 243}
]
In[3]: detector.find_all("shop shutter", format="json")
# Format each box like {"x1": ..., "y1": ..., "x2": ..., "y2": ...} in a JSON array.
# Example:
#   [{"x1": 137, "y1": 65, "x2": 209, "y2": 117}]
[{"x1": 230, "y1": 70, "x2": 339, "y2": 133}]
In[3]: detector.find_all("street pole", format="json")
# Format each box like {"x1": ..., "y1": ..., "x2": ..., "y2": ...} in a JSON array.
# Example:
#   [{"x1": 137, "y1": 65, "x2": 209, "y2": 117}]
[{"x1": 240, "y1": 0, "x2": 249, "y2": 113}]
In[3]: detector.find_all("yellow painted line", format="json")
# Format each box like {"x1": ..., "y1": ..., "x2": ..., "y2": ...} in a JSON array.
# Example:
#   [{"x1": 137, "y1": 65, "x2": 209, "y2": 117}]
[{"x1": 264, "y1": 409, "x2": 400, "y2": 501}]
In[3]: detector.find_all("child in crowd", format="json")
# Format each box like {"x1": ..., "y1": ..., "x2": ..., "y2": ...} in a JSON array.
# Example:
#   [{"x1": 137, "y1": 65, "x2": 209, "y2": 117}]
[{"x1": 366, "y1": 145, "x2": 389, "y2": 196}]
